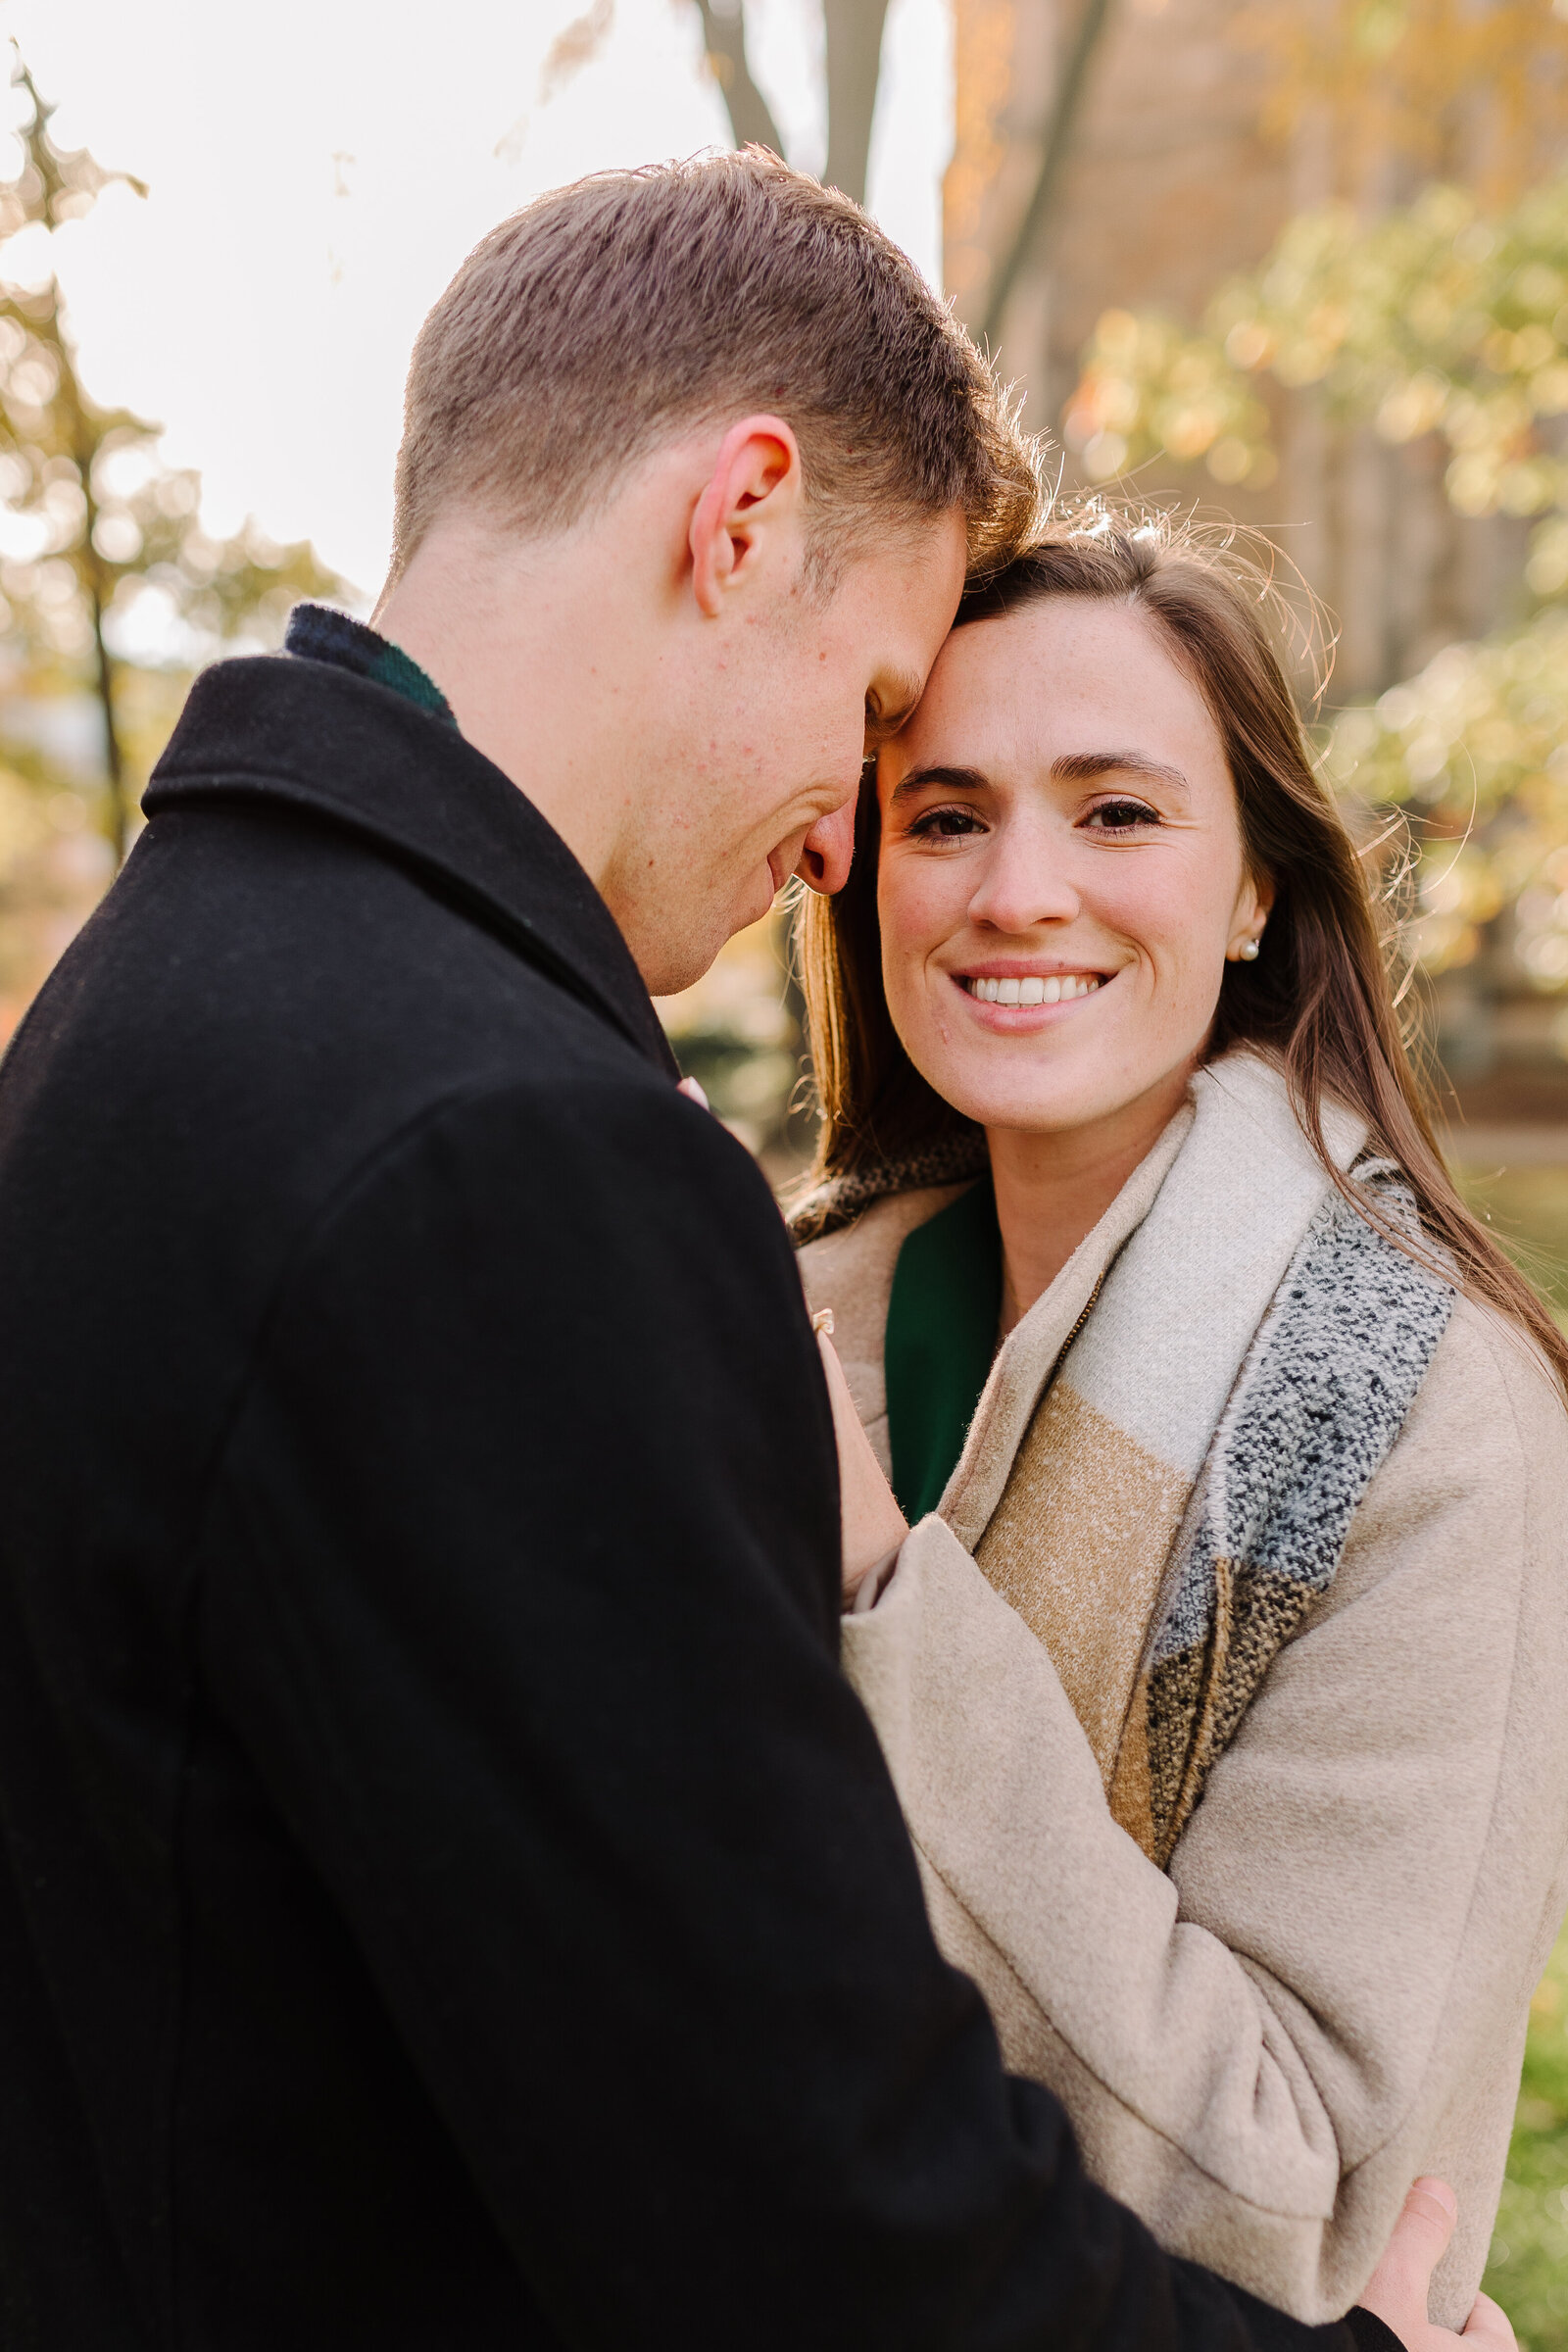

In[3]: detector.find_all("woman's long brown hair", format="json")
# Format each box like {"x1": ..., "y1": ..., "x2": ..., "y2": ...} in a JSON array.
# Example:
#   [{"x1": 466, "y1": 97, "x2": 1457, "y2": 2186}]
[{"x1": 795, "y1": 510, "x2": 1568, "y2": 1390}]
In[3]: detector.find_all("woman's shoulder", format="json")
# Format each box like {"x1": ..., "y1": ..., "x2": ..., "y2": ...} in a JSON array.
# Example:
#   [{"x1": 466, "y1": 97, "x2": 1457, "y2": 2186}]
[
  {"x1": 1421, "y1": 1290, "x2": 1568, "y2": 1467},
  {"x1": 796, "y1": 1183, "x2": 973, "y2": 1321},
  {"x1": 1338, "y1": 1287, "x2": 1568, "y2": 1607},
  {"x1": 797, "y1": 1184, "x2": 978, "y2": 1462}
]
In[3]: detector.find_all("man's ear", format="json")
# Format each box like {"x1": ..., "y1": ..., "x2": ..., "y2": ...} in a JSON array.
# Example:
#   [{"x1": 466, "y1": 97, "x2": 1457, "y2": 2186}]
[{"x1": 689, "y1": 416, "x2": 804, "y2": 618}]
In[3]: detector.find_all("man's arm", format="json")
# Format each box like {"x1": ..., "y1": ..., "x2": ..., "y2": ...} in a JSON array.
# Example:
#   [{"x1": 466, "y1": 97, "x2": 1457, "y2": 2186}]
[{"x1": 195, "y1": 1069, "x2": 1404, "y2": 2349}]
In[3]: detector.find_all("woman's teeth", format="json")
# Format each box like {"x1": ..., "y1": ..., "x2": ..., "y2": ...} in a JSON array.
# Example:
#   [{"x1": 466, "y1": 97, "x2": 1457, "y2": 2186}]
[{"x1": 965, "y1": 974, "x2": 1102, "y2": 1005}]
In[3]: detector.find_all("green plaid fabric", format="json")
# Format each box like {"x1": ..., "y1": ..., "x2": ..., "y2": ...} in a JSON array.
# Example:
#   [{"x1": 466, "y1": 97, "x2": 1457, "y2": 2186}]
[{"x1": 284, "y1": 602, "x2": 457, "y2": 728}]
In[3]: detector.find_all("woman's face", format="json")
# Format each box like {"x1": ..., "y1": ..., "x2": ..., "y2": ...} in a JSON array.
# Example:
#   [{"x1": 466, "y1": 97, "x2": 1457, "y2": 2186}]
[{"x1": 876, "y1": 596, "x2": 1271, "y2": 1139}]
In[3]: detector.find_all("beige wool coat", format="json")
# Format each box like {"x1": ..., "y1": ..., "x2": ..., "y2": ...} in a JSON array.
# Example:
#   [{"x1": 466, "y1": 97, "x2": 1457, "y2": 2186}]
[{"x1": 799, "y1": 1160, "x2": 1568, "y2": 2328}]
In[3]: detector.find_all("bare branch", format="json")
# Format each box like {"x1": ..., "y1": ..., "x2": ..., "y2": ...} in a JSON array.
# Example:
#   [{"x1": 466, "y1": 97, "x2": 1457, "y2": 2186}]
[
  {"x1": 539, "y1": 0, "x2": 615, "y2": 107},
  {"x1": 980, "y1": 0, "x2": 1116, "y2": 348}
]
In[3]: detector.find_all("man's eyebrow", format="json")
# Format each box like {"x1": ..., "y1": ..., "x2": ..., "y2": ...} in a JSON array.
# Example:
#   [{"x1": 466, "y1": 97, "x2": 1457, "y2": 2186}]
[
  {"x1": 867, "y1": 670, "x2": 927, "y2": 738},
  {"x1": 888, "y1": 762, "x2": 991, "y2": 802},
  {"x1": 1054, "y1": 751, "x2": 1190, "y2": 794}
]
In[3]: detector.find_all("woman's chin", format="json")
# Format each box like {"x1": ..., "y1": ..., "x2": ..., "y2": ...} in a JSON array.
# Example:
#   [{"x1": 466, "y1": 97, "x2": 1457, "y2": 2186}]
[
  {"x1": 975, "y1": 1099, "x2": 1109, "y2": 1140},
  {"x1": 901, "y1": 1022, "x2": 1105, "y2": 1137},
  {"x1": 916, "y1": 1035, "x2": 1173, "y2": 1141},
  {"x1": 922, "y1": 1069, "x2": 1108, "y2": 1139},
  {"x1": 942, "y1": 1051, "x2": 1199, "y2": 1146}
]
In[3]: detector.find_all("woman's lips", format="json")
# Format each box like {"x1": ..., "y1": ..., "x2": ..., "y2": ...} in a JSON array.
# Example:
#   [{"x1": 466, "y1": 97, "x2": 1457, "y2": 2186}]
[{"x1": 958, "y1": 972, "x2": 1102, "y2": 1005}]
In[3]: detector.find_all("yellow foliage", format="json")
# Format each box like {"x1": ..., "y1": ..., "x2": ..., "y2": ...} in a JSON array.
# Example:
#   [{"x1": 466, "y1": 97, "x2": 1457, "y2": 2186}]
[
  {"x1": 1326, "y1": 607, "x2": 1568, "y2": 977},
  {"x1": 1068, "y1": 172, "x2": 1568, "y2": 585},
  {"x1": 1239, "y1": 0, "x2": 1568, "y2": 205}
]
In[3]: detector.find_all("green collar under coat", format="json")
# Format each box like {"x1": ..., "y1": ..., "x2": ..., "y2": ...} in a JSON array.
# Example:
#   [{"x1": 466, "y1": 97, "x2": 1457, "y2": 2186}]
[{"x1": 884, "y1": 1176, "x2": 1002, "y2": 1522}]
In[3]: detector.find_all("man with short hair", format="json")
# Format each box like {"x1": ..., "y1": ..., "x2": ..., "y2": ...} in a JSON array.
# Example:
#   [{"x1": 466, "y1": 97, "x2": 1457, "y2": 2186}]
[{"x1": 0, "y1": 152, "x2": 1486, "y2": 2349}]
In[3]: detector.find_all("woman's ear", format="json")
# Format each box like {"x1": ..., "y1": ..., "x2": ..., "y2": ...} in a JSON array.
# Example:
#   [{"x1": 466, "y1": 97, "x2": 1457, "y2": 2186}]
[
  {"x1": 1227, "y1": 866, "x2": 1276, "y2": 961},
  {"x1": 688, "y1": 415, "x2": 805, "y2": 618}
]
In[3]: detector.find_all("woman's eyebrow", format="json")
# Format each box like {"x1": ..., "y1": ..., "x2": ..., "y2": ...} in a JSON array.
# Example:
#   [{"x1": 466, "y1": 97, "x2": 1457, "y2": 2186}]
[
  {"x1": 888, "y1": 762, "x2": 991, "y2": 802},
  {"x1": 1054, "y1": 750, "x2": 1190, "y2": 795}
]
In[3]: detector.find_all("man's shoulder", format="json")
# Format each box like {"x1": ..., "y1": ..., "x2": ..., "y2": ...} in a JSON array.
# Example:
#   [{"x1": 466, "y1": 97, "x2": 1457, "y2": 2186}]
[
  {"x1": 42, "y1": 788, "x2": 632, "y2": 1108},
  {"x1": 0, "y1": 795, "x2": 711, "y2": 1351},
  {"x1": 325, "y1": 1060, "x2": 788, "y2": 1277},
  {"x1": 139, "y1": 652, "x2": 676, "y2": 1081}
]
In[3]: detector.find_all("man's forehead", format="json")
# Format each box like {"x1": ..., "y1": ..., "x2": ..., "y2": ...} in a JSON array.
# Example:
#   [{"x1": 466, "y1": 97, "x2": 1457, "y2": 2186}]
[{"x1": 877, "y1": 624, "x2": 980, "y2": 765}]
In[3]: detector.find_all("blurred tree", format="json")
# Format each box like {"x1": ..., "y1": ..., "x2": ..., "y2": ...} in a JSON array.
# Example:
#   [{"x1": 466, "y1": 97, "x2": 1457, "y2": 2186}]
[
  {"x1": 0, "y1": 48, "x2": 350, "y2": 864},
  {"x1": 1060, "y1": 165, "x2": 1568, "y2": 998},
  {"x1": 1321, "y1": 606, "x2": 1568, "y2": 985},
  {"x1": 691, "y1": 0, "x2": 787, "y2": 157},
  {"x1": 1240, "y1": 0, "x2": 1568, "y2": 206},
  {"x1": 978, "y1": 0, "x2": 1119, "y2": 348},
  {"x1": 821, "y1": 0, "x2": 891, "y2": 209},
  {"x1": 1064, "y1": 170, "x2": 1568, "y2": 583},
  {"x1": 534, "y1": 1, "x2": 893, "y2": 207},
  {"x1": 695, "y1": 0, "x2": 896, "y2": 206}
]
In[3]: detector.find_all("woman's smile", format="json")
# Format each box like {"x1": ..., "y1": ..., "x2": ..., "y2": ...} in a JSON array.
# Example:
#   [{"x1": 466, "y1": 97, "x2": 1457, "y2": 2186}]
[{"x1": 956, "y1": 966, "x2": 1105, "y2": 1012}]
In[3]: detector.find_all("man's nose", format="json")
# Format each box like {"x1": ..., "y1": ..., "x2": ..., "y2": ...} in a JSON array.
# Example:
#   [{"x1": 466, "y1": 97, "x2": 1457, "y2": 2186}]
[{"x1": 795, "y1": 799, "x2": 857, "y2": 896}]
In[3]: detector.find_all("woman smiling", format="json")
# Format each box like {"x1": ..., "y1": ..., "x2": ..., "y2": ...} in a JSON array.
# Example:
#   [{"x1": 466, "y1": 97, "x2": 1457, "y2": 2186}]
[{"x1": 793, "y1": 517, "x2": 1568, "y2": 2329}]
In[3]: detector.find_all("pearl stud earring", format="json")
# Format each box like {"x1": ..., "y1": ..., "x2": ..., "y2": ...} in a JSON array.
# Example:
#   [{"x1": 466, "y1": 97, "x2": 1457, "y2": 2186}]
[{"x1": 1238, "y1": 936, "x2": 1261, "y2": 961}]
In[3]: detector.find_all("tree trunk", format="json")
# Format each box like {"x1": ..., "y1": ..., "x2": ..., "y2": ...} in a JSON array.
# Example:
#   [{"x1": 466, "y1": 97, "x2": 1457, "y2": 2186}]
[
  {"x1": 824, "y1": 0, "x2": 892, "y2": 206},
  {"x1": 85, "y1": 576, "x2": 127, "y2": 868},
  {"x1": 694, "y1": 0, "x2": 786, "y2": 155},
  {"x1": 981, "y1": 0, "x2": 1116, "y2": 348}
]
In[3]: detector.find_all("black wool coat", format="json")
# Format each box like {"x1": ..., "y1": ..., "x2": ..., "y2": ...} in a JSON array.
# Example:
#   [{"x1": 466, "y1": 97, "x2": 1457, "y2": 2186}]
[{"x1": 0, "y1": 655, "x2": 1395, "y2": 2351}]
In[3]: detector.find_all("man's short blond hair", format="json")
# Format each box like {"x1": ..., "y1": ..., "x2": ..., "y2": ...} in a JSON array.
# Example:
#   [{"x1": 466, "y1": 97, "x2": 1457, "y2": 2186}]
[{"x1": 392, "y1": 149, "x2": 1039, "y2": 581}]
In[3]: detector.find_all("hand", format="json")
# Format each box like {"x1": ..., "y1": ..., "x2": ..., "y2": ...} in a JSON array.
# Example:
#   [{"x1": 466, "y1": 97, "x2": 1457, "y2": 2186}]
[
  {"x1": 1358, "y1": 2180, "x2": 1515, "y2": 2351},
  {"x1": 813, "y1": 1320, "x2": 908, "y2": 1602}
]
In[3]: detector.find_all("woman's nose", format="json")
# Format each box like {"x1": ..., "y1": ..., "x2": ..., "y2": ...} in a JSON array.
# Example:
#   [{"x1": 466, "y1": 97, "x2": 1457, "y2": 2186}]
[{"x1": 966, "y1": 831, "x2": 1082, "y2": 935}]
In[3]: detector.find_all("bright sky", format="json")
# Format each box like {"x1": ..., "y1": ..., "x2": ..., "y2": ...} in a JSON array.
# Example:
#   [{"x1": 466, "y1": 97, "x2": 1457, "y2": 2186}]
[{"x1": 9, "y1": 0, "x2": 953, "y2": 602}]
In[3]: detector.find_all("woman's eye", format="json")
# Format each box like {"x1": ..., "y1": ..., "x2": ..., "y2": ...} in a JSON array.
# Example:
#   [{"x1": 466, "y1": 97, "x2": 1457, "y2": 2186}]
[
  {"x1": 908, "y1": 806, "x2": 984, "y2": 840},
  {"x1": 1084, "y1": 798, "x2": 1159, "y2": 834}
]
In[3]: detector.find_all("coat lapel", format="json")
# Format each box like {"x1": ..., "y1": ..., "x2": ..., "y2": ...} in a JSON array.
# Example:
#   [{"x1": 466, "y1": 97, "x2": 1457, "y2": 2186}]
[{"x1": 143, "y1": 655, "x2": 679, "y2": 1077}]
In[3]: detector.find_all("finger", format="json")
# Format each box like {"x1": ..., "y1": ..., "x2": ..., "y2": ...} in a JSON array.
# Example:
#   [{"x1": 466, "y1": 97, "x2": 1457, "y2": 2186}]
[
  {"x1": 1400, "y1": 2177, "x2": 1458, "y2": 2244},
  {"x1": 675, "y1": 1075, "x2": 710, "y2": 1110},
  {"x1": 1459, "y1": 2291, "x2": 1518, "y2": 2351},
  {"x1": 814, "y1": 1330, "x2": 907, "y2": 1594},
  {"x1": 1360, "y1": 2178, "x2": 1458, "y2": 2329},
  {"x1": 814, "y1": 1329, "x2": 856, "y2": 1420}
]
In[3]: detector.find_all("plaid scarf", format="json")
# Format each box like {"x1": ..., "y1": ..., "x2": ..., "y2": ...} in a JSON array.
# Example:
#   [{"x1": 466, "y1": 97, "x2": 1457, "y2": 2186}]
[{"x1": 921, "y1": 1054, "x2": 1454, "y2": 1866}]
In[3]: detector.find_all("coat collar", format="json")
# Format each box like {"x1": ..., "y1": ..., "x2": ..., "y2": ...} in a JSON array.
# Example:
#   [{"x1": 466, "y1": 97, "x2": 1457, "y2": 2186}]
[{"x1": 143, "y1": 654, "x2": 678, "y2": 1077}]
